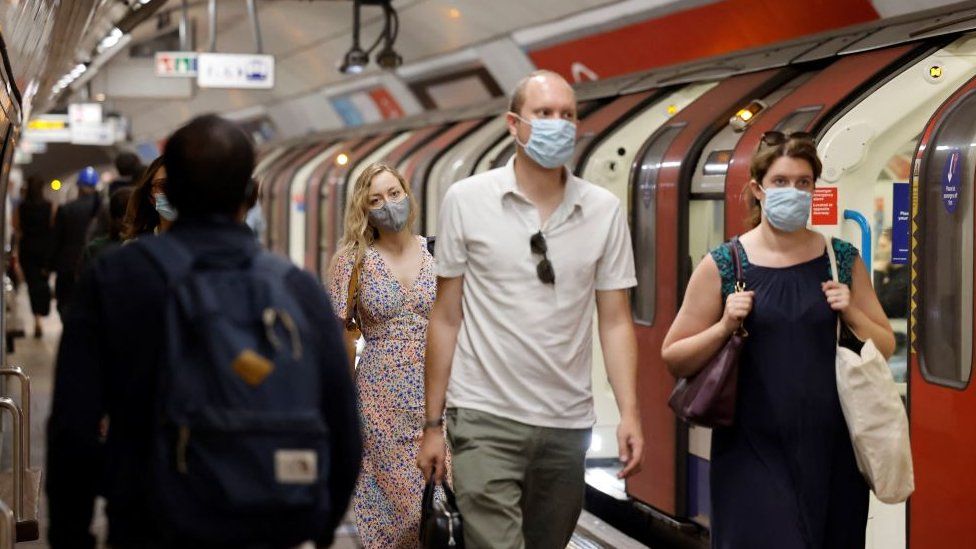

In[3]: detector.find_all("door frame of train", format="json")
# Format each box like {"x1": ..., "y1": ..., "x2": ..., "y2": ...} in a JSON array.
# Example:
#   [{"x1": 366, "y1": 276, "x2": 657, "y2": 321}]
[
  {"x1": 261, "y1": 145, "x2": 313, "y2": 252},
  {"x1": 626, "y1": 69, "x2": 794, "y2": 518},
  {"x1": 908, "y1": 73, "x2": 976, "y2": 549},
  {"x1": 273, "y1": 142, "x2": 334, "y2": 256}
]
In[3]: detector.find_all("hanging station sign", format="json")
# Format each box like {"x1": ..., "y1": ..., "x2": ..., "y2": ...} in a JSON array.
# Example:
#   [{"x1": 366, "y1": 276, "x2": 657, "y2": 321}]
[
  {"x1": 156, "y1": 51, "x2": 199, "y2": 78},
  {"x1": 23, "y1": 115, "x2": 71, "y2": 143},
  {"x1": 197, "y1": 53, "x2": 275, "y2": 89}
]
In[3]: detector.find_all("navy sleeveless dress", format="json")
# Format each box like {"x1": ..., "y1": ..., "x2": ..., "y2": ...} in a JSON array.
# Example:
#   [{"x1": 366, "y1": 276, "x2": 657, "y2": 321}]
[{"x1": 708, "y1": 238, "x2": 869, "y2": 549}]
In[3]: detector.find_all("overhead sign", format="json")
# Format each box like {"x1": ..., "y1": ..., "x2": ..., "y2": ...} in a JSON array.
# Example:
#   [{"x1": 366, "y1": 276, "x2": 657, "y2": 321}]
[
  {"x1": 69, "y1": 103, "x2": 103, "y2": 126},
  {"x1": 71, "y1": 120, "x2": 116, "y2": 146},
  {"x1": 24, "y1": 114, "x2": 71, "y2": 143},
  {"x1": 156, "y1": 51, "x2": 199, "y2": 77},
  {"x1": 197, "y1": 53, "x2": 274, "y2": 89},
  {"x1": 811, "y1": 187, "x2": 838, "y2": 225}
]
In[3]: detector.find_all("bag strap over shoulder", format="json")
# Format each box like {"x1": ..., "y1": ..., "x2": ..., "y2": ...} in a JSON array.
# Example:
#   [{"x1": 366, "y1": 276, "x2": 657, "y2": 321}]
[
  {"x1": 345, "y1": 249, "x2": 363, "y2": 331},
  {"x1": 729, "y1": 236, "x2": 745, "y2": 291}
]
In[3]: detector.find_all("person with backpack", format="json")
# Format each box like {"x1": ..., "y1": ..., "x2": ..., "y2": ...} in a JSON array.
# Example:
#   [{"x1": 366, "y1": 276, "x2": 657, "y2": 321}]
[
  {"x1": 50, "y1": 166, "x2": 101, "y2": 318},
  {"x1": 46, "y1": 115, "x2": 362, "y2": 548}
]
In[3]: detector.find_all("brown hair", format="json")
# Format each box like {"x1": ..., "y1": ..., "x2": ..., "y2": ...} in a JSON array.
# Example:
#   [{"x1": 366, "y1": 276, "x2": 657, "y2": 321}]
[
  {"x1": 745, "y1": 138, "x2": 822, "y2": 228},
  {"x1": 123, "y1": 156, "x2": 163, "y2": 240}
]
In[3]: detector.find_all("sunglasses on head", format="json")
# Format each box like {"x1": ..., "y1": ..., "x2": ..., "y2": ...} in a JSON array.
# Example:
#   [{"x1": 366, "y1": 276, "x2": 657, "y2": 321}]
[
  {"x1": 760, "y1": 130, "x2": 815, "y2": 148},
  {"x1": 530, "y1": 231, "x2": 555, "y2": 285}
]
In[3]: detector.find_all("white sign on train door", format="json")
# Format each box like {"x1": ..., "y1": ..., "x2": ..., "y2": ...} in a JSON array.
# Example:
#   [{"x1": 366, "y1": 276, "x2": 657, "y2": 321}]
[{"x1": 197, "y1": 53, "x2": 275, "y2": 89}]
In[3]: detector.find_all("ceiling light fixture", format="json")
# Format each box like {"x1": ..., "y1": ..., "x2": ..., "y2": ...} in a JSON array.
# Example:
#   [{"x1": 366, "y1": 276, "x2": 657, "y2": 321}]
[
  {"x1": 375, "y1": 1, "x2": 402, "y2": 70},
  {"x1": 339, "y1": 0, "x2": 369, "y2": 74}
]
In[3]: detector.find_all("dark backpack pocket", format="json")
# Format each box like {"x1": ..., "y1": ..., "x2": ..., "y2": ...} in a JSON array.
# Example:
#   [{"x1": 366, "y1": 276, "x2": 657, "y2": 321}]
[{"x1": 172, "y1": 408, "x2": 330, "y2": 513}]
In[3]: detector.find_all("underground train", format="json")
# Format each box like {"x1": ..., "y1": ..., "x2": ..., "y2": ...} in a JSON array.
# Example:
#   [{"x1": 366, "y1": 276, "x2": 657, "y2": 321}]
[{"x1": 251, "y1": 6, "x2": 976, "y2": 548}]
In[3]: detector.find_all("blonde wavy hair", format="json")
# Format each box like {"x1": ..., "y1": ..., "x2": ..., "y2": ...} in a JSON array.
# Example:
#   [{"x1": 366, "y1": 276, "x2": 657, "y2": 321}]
[{"x1": 334, "y1": 162, "x2": 418, "y2": 266}]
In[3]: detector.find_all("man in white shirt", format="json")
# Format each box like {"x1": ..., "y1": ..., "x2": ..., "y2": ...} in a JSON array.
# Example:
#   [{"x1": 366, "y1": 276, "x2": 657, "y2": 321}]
[{"x1": 417, "y1": 70, "x2": 644, "y2": 549}]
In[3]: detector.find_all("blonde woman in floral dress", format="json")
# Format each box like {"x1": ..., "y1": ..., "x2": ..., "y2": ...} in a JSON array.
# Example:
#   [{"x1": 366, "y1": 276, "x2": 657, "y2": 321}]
[{"x1": 329, "y1": 162, "x2": 443, "y2": 548}]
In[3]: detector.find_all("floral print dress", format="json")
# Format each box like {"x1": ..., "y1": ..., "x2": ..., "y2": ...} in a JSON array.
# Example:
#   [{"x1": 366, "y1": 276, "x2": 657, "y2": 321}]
[{"x1": 329, "y1": 236, "x2": 438, "y2": 548}]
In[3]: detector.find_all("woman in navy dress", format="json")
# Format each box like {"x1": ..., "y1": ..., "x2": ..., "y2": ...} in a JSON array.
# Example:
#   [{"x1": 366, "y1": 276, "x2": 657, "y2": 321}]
[{"x1": 662, "y1": 134, "x2": 896, "y2": 548}]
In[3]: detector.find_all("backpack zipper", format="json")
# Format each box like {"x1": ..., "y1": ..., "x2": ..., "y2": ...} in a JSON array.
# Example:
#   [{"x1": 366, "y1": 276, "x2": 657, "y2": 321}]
[{"x1": 177, "y1": 425, "x2": 190, "y2": 474}]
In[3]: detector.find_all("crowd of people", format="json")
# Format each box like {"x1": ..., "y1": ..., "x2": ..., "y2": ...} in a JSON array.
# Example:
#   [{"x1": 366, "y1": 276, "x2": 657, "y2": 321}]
[{"x1": 41, "y1": 69, "x2": 896, "y2": 549}]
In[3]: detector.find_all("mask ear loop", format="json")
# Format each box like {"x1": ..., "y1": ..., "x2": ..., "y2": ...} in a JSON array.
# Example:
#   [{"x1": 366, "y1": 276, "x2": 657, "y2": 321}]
[{"x1": 510, "y1": 112, "x2": 531, "y2": 148}]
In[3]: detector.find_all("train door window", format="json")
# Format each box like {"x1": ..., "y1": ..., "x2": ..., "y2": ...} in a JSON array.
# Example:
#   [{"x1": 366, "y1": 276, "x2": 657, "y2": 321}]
[
  {"x1": 631, "y1": 124, "x2": 684, "y2": 325},
  {"x1": 772, "y1": 106, "x2": 822, "y2": 135},
  {"x1": 918, "y1": 96, "x2": 976, "y2": 388},
  {"x1": 688, "y1": 200, "x2": 725, "y2": 270},
  {"x1": 692, "y1": 122, "x2": 743, "y2": 194}
]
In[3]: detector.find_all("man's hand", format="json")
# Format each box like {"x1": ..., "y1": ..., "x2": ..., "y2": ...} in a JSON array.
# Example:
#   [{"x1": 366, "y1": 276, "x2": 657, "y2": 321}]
[
  {"x1": 616, "y1": 413, "x2": 644, "y2": 479},
  {"x1": 417, "y1": 428, "x2": 447, "y2": 483}
]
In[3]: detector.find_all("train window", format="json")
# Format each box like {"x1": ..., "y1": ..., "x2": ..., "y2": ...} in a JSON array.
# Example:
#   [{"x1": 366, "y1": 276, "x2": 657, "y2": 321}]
[
  {"x1": 631, "y1": 124, "x2": 684, "y2": 325},
  {"x1": 773, "y1": 106, "x2": 822, "y2": 135},
  {"x1": 702, "y1": 150, "x2": 733, "y2": 176},
  {"x1": 918, "y1": 96, "x2": 976, "y2": 388}
]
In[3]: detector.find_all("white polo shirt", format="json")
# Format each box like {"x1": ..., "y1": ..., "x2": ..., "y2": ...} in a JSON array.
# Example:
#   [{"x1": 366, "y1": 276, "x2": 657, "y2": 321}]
[{"x1": 436, "y1": 157, "x2": 636, "y2": 429}]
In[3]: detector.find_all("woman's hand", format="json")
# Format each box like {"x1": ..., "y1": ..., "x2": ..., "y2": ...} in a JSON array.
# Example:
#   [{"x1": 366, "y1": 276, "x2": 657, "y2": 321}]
[
  {"x1": 822, "y1": 281, "x2": 852, "y2": 314},
  {"x1": 721, "y1": 290, "x2": 754, "y2": 334}
]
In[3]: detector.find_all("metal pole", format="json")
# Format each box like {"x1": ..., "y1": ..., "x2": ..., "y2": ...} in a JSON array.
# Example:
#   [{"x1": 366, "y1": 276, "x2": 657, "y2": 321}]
[
  {"x1": 0, "y1": 398, "x2": 23, "y2": 521},
  {"x1": 208, "y1": 0, "x2": 218, "y2": 52},
  {"x1": 0, "y1": 368, "x2": 29, "y2": 469},
  {"x1": 0, "y1": 496, "x2": 12, "y2": 548},
  {"x1": 246, "y1": 0, "x2": 263, "y2": 54},
  {"x1": 178, "y1": 0, "x2": 190, "y2": 51}
]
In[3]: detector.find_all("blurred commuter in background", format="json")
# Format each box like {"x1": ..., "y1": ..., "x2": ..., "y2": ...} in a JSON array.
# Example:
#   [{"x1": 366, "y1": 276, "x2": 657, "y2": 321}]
[
  {"x1": 47, "y1": 115, "x2": 361, "y2": 548},
  {"x1": 329, "y1": 162, "x2": 439, "y2": 548},
  {"x1": 84, "y1": 187, "x2": 134, "y2": 266},
  {"x1": 122, "y1": 157, "x2": 175, "y2": 240},
  {"x1": 108, "y1": 151, "x2": 143, "y2": 196},
  {"x1": 50, "y1": 167, "x2": 101, "y2": 318},
  {"x1": 244, "y1": 177, "x2": 266, "y2": 240},
  {"x1": 14, "y1": 175, "x2": 54, "y2": 337}
]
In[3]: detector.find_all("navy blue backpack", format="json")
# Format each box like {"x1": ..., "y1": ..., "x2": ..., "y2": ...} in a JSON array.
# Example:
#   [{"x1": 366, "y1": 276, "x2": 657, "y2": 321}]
[{"x1": 138, "y1": 234, "x2": 331, "y2": 546}]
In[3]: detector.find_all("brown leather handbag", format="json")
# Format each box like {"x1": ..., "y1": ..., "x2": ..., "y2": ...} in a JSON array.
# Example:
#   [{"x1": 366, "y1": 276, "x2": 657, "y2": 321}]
[{"x1": 668, "y1": 237, "x2": 747, "y2": 428}]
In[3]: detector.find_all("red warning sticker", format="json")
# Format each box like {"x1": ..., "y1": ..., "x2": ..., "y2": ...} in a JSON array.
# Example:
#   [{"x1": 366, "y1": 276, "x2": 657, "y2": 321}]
[{"x1": 811, "y1": 187, "x2": 838, "y2": 225}]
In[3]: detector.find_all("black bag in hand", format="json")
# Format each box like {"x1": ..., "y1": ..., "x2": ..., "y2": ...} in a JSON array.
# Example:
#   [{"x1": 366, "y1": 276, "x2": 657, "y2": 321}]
[{"x1": 419, "y1": 478, "x2": 464, "y2": 548}]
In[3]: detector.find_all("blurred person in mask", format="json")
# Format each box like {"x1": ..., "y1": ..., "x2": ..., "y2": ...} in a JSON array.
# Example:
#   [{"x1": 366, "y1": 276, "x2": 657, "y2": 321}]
[
  {"x1": 50, "y1": 167, "x2": 101, "y2": 318},
  {"x1": 122, "y1": 157, "x2": 176, "y2": 240}
]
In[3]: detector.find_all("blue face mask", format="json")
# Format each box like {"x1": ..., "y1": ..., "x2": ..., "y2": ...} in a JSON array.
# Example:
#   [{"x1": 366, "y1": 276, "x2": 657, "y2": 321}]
[
  {"x1": 154, "y1": 192, "x2": 178, "y2": 222},
  {"x1": 513, "y1": 115, "x2": 576, "y2": 169},
  {"x1": 762, "y1": 187, "x2": 811, "y2": 232}
]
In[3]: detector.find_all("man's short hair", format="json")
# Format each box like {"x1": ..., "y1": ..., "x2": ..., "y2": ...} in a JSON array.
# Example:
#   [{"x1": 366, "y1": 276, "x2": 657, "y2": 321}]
[
  {"x1": 163, "y1": 115, "x2": 255, "y2": 219},
  {"x1": 508, "y1": 69, "x2": 572, "y2": 116},
  {"x1": 114, "y1": 152, "x2": 143, "y2": 178}
]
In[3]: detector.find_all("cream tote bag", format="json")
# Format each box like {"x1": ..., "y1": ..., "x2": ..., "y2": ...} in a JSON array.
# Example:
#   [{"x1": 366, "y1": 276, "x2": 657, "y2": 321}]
[{"x1": 824, "y1": 234, "x2": 914, "y2": 504}]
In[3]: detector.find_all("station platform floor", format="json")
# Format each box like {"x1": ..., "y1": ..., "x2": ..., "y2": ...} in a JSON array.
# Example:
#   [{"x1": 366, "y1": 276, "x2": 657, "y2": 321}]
[{"x1": 1, "y1": 285, "x2": 647, "y2": 548}]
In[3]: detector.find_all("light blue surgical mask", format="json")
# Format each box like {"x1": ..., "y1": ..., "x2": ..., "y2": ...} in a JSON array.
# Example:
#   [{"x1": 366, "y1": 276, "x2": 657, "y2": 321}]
[
  {"x1": 513, "y1": 114, "x2": 576, "y2": 169},
  {"x1": 762, "y1": 187, "x2": 811, "y2": 232},
  {"x1": 154, "y1": 192, "x2": 178, "y2": 222}
]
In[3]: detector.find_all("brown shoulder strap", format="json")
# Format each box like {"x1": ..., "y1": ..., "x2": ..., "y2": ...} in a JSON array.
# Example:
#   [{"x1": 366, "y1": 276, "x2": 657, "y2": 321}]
[{"x1": 344, "y1": 248, "x2": 363, "y2": 330}]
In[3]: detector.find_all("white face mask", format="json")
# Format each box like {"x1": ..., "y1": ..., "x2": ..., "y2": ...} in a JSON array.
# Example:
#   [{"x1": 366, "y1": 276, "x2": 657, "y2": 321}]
[
  {"x1": 513, "y1": 114, "x2": 577, "y2": 169},
  {"x1": 762, "y1": 187, "x2": 811, "y2": 232},
  {"x1": 154, "y1": 192, "x2": 178, "y2": 222}
]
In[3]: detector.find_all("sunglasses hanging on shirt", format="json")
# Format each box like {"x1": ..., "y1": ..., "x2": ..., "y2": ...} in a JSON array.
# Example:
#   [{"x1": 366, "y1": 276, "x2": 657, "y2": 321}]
[{"x1": 530, "y1": 231, "x2": 555, "y2": 284}]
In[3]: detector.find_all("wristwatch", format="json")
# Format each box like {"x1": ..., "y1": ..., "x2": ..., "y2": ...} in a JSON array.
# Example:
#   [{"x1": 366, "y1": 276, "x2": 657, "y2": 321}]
[{"x1": 423, "y1": 417, "x2": 444, "y2": 430}]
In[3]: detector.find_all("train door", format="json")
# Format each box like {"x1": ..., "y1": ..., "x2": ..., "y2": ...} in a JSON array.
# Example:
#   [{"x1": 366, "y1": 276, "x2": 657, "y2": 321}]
[
  {"x1": 908, "y1": 72, "x2": 976, "y2": 549},
  {"x1": 572, "y1": 83, "x2": 716, "y2": 463},
  {"x1": 627, "y1": 70, "x2": 791, "y2": 518},
  {"x1": 273, "y1": 142, "x2": 333, "y2": 256},
  {"x1": 426, "y1": 117, "x2": 508, "y2": 233},
  {"x1": 289, "y1": 142, "x2": 342, "y2": 266},
  {"x1": 305, "y1": 138, "x2": 367, "y2": 276},
  {"x1": 399, "y1": 118, "x2": 486, "y2": 234},
  {"x1": 816, "y1": 35, "x2": 976, "y2": 549},
  {"x1": 261, "y1": 146, "x2": 308, "y2": 251}
]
